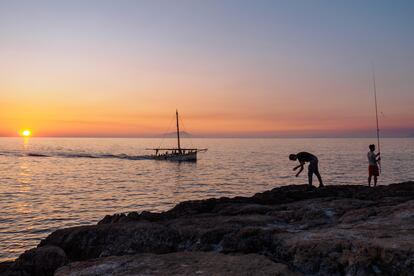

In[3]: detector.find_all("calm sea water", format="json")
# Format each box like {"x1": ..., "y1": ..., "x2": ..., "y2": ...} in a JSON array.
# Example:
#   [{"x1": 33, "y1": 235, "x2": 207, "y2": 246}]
[{"x1": 0, "y1": 137, "x2": 413, "y2": 261}]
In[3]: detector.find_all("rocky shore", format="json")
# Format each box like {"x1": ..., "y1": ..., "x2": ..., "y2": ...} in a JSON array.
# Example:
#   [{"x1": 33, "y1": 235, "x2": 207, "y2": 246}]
[{"x1": 1, "y1": 182, "x2": 413, "y2": 275}]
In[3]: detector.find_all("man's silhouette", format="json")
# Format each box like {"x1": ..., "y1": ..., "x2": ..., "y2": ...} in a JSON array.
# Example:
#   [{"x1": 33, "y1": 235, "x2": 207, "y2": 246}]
[
  {"x1": 368, "y1": 144, "x2": 380, "y2": 187},
  {"x1": 289, "y1": 152, "x2": 324, "y2": 187}
]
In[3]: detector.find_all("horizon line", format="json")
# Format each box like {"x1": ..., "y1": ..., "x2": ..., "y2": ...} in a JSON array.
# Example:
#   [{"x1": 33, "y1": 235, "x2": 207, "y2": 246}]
[{"x1": 1, "y1": 135, "x2": 413, "y2": 139}]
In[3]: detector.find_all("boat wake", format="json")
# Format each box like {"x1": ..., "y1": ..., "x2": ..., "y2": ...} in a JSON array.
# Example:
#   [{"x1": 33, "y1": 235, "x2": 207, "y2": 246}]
[{"x1": 0, "y1": 151, "x2": 152, "y2": 160}]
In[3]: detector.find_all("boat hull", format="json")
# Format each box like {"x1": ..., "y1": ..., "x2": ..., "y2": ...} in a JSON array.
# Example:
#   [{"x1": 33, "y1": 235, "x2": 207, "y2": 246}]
[{"x1": 152, "y1": 151, "x2": 197, "y2": 162}]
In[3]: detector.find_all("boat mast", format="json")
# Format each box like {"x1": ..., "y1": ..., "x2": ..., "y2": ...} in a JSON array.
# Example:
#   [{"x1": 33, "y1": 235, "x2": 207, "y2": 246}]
[{"x1": 176, "y1": 109, "x2": 181, "y2": 152}]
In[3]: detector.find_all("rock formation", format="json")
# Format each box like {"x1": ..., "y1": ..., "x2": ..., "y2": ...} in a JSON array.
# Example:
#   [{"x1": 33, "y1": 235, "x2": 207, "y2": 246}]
[
  {"x1": 55, "y1": 252, "x2": 297, "y2": 276},
  {"x1": 1, "y1": 182, "x2": 413, "y2": 275}
]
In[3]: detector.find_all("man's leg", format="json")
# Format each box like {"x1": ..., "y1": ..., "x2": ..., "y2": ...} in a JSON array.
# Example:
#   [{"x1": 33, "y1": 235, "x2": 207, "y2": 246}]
[
  {"x1": 315, "y1": 171, "x2": 323, "y2": 187},
  {"x1": 374, "y1": 176, "x2": 377, "y2": 187},
  {"x1": 308, "y1": 172, "x2": 313, "y2": 186},
  {"x1": 368, "y1": 176, "x2": 371, "y2": 187},
  {"x1": 313, "y1": 161, "x2": 323, "y2": 187},
  {"x1": 308, "y1": 164, "x2": 314, "y2": 186}
]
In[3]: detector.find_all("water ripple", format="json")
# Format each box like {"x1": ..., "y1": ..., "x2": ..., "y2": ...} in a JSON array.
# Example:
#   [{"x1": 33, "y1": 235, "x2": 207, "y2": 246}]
[{"x1": 0, "y1": 137, "x2": 413, "y2": 261}]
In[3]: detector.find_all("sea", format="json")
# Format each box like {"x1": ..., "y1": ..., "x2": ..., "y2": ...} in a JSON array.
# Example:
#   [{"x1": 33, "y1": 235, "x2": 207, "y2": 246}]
[{"x1": 0, "y1": 137, "x2": 413, "y2": 261}]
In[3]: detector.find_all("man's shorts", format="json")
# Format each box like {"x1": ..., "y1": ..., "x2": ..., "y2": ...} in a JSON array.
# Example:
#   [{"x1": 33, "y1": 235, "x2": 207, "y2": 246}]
[{"x1": 369, "y1": 165, "x2": 379, "y2": 177}]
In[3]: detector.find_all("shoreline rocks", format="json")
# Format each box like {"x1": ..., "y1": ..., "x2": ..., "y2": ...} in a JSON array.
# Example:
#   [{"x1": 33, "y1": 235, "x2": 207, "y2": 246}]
[
  {"x1": 1, "y1": 182, "x2": 413, "y2": 275},
  {"x1": 55, "y1": 252, "x2": 298, "y2": 276}
]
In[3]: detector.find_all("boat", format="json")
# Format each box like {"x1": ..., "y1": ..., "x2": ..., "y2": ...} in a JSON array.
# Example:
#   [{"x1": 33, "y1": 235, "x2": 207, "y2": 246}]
[{"x1": 147, "y1": 110, "x2": 207, "y2": 162}]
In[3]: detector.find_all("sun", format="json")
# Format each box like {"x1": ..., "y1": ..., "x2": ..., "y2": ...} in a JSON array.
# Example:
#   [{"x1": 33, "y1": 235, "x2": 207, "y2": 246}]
[{"x1": 21, "y1": 130, "x2": 32, "y2": 137}]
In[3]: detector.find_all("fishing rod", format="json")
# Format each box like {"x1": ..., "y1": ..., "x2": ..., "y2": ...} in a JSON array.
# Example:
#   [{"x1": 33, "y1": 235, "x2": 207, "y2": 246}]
[{"x1": 372, "y1": 66, "x2": 381, "y2": 173}]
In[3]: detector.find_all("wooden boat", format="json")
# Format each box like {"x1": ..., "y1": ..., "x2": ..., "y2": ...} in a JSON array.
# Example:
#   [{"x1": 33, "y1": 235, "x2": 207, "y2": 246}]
[{"x1": 147, "y1": 110, "x2": 207, "y2": 162}]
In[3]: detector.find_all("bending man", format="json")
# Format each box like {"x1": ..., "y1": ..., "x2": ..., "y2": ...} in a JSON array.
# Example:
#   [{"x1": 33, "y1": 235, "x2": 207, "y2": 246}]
[{"x1": 289, "y1": 152, "x2": 324, "y2": 187}]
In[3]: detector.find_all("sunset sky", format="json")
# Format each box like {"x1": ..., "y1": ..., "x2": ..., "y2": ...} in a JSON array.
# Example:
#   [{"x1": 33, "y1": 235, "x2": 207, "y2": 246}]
[{"x1": 1, "y1": 0, "x2": 413, "y2": 137}]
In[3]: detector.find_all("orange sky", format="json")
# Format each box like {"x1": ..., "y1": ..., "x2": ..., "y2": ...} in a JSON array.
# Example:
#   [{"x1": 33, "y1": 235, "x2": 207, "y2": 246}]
[{"x1": 1, "y1": 1, "x2": 413, "y2": 137}]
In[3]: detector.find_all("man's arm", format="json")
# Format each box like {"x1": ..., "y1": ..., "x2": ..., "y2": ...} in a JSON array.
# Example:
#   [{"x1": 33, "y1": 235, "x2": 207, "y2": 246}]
[
  {"x1": 293, "y1": 164, "x2": 302, "y2": 171},
  {"x1": 295, "y1": 165, "x2": 304, "y2": 177},
  {"x1": 294, "y1": 161, "x2": 304, "y2": 176}
]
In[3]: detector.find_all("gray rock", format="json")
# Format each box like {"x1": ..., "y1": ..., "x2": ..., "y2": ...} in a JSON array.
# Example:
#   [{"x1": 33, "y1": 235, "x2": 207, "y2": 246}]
[
  {"x1": 2, "y1": 182, "x2": 414, "y2": 275},
  {"x1": 55, "y1": 252, "x2": 298, "y2": 276},
  {"x1": 2, "y1": 246, "x2": 67, "y2": 276}
]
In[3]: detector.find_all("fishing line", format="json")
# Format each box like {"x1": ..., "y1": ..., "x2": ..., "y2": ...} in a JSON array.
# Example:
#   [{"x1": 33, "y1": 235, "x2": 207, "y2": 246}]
[{"x1": 372, "y1": 65, "x2": 381, "y2": 173}]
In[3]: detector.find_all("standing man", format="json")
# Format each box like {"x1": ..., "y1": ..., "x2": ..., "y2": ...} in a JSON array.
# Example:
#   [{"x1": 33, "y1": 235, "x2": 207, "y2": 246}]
[
  {"x1": 368, "y1": 144, "x2": 381, "y2": 187},
  {"x1": 289, "y1": 152, "x2": 324, "y2": 187}
]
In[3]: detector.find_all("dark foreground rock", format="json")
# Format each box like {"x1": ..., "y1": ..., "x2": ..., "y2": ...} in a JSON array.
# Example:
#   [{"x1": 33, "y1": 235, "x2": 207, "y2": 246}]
[
  {"x1": 2, "y1": 246, "x2": 67, "y2": 276},
  {"x1": 1, "y1": 182, "x2": 413, "y2": 275},
  {"x1": 55, "y1": 252, "x2": 297, "y2": 276}
]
